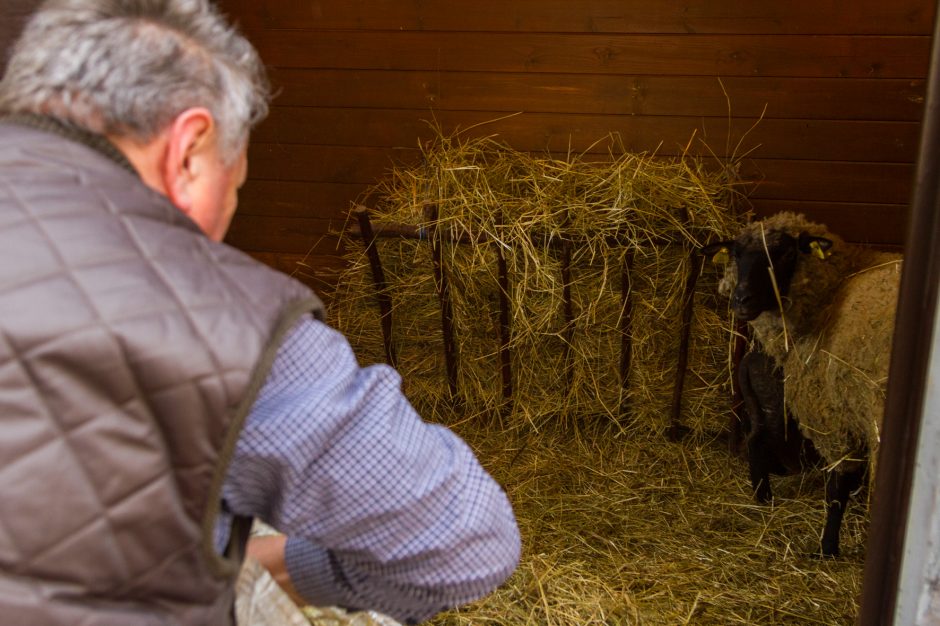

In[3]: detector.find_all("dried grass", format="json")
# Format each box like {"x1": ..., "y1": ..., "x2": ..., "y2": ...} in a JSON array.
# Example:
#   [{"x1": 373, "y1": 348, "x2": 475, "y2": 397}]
[
  {"x1": 332, "y1": 130, "x2": 746, "y2": 435},
  {"x1": 327, "y1": 128, "x2": 864, "y2": 624},
  {"x1": 433, "y1": 420, "x2": 866, "y2": 625}
]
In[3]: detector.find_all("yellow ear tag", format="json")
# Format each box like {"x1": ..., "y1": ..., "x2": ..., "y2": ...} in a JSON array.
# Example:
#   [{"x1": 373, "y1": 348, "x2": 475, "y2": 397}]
[
  {"x1": 711, "y1": 247, "x2": 730, "y2": 265},
  {"x1": 809, "y1": 240, "x2": 829, "y2": 261}
]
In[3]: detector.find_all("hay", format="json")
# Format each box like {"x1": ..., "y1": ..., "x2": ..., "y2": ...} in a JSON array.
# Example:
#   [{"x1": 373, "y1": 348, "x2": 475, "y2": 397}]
[
  {"x1": 332, "y1": 130, "x2": 746, "y2": 435},
  {"x1": 324, "y1": 129, "x2": 864, "y2": 624},
  {"x1": 431, "y1": 419, "x2": 866, "y2": 625}
]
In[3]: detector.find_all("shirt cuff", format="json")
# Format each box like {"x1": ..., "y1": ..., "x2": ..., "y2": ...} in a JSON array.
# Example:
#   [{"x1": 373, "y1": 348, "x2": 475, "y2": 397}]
[{"x1": 283, "y1": 536, "x2": 340, "y2": 607}]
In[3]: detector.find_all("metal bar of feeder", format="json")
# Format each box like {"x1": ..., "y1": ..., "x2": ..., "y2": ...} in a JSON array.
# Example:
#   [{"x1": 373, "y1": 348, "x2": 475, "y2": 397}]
[
  {"x1": 346, "y1": 211, "x2": 671, "y2": 248},
  {"x1": 427, "y1": 206, "x2": 459, "y2": 401},
  {"x1": 353, "y1": 207, "x2": 397, "y2": 368},
  {"x1": 561, "y1": 237, "x2": 575, "y2": 394},
  {"x1": 669, "y1": 250, "x2": 703, "y2": 441},
  {"x1": 729, "y1": 320, "x2": 750, "y2": 453},
  {"x1": 619, "y1": 249, "x2": 635, "y2": 419},
  {"x1": 497, "y1": 246, "x2": 513, "y2": 409}
]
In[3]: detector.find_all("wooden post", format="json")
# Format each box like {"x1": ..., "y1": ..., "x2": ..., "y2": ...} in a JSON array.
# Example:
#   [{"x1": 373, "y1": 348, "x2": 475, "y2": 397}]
[
  {"x1": 619, "y1": 249, "x2": 635, "y2": 420},
  {"x1": 669, "y1": 250, "x2": 703, "y2": 441},
  {"x1": 353, "y1": 206, "x2": 397, "y2": 368},
  {"x1": 427, "y1": 206, "x2": 459, "y2": 402}
]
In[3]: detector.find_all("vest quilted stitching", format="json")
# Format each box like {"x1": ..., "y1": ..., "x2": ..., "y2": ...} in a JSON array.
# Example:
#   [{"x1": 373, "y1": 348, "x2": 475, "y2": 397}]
[{"x1": 0, "y1": 121, "x2": 324, "y2": 625}]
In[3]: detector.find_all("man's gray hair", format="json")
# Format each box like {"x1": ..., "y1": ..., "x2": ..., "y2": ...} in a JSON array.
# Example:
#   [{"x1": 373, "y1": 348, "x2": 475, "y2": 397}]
[{"x1": 0, "y1": 0, "x2": 269, "y2": 161}]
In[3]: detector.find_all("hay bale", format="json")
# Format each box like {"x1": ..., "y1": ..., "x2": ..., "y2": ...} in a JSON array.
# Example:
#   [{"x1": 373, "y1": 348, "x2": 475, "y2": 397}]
[
  {"x1": 332, "y1": 130, "x2": 745, "y2": 435},
  {"x1": 326, "y1": 130, "x2": 863, "y2": 625}
]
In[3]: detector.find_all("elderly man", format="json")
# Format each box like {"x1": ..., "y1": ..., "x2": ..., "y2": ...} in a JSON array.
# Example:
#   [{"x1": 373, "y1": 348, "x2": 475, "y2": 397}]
[{"x1": 0, "y1": 1, "x2": 520, "y2": 625}]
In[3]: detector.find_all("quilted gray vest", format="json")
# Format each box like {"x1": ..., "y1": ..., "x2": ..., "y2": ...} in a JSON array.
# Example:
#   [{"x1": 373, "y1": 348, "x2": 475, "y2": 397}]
[{"x1": 0, "y1": 117, "x2": 325, "y2": 625}]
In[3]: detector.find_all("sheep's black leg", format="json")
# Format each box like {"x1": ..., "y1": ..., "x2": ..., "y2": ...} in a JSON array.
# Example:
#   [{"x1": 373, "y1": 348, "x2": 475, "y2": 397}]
[
  {"x1": 739, "y1": 351, "x2": 785, "y2": 503},
  {"x1": 747, "y1": 435, "x2": 774, "y2": 503},
  {"x1": 820, "y1": 466, "x2": 865, "y2": 557}
]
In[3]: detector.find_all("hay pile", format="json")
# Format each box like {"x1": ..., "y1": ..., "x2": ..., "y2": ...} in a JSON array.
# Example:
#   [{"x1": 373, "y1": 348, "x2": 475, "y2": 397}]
[
  {"x1": 321, "y1": 131, "x2": 866, "y2": 624},
  {"x1": 431, "y1": 419, "x2": 867, "y2": 625},
  {"x1": 332, "y1": 131, "x2": 746, "y2": 435}
]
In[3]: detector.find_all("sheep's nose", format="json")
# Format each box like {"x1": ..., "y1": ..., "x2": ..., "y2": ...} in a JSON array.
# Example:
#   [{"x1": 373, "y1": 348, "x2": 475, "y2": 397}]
[
  {"x1": 733, "y1": 292, "x2": 756, "y2": 308},
  {"x1": 731, "y1": 289, "x2": 762, "y2": 321}
]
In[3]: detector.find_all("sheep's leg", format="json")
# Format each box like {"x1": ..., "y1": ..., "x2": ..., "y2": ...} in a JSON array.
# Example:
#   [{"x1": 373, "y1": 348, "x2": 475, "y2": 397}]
[
  {"x1": 740, "y1": 351, "x2": 784, "y2": 503},
  {"x1": 747, "y1": 434, "x2": 774, "y2": 503},
  {"x1": 820, "y1": 466, "x2": 865, "y2": 557}
]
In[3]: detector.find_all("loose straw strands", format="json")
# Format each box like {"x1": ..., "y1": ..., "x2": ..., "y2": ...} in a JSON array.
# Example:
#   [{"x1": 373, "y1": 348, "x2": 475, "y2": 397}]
[
  {"x1": 333, "y1": 129, "x2": 746, "y2": 435},
  {"x1": 430, "y1": 420, "x2": 866, "y2": 625},
  {"x1": 325, "y1": 127, "x2": 864, "y2": 626}
]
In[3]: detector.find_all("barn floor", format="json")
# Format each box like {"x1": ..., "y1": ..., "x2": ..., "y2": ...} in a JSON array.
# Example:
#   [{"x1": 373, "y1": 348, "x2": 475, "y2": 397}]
[{"x1": 431, "y1": 417, "x2": 867, "y2": 625}]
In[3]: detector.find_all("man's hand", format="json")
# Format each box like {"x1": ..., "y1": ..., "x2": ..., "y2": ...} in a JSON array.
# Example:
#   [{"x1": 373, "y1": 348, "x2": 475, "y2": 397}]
[{"x1": 246, "y1": 534, "x2": 307, "y2": 606}]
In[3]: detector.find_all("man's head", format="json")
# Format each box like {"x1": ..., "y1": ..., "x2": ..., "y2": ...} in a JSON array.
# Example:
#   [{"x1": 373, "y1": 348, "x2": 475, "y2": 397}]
[{"x1": 0, "y1": 0, "x2": 267, "y2": 240}]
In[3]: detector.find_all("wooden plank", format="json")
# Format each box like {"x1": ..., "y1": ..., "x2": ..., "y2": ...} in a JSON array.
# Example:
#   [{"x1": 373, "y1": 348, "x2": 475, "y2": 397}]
[
  {"x1": 245, "y1": 251, "x2": 345, "y2": 303},
  {"x1": 247, "y1": 31, "x2": 930, "y2": 78},
  {"x1": 234, "y1": 200, "x2": 909, "y2": 267},
  {"x1": 229, "y1": 188, "x2": 913, "y2": 260},
  {"x1": 268, "y1": 69, "x2": 927, "y2": 121},
  {"x1": 246, "y1": 143, "x2": 916, "y2": 205},
  {"x1": 220, "y1": 0, "x2": 934, "y2": 35},
  {"x1": 0, "y1": 1, "x2": 42, "y2": 72},
  {"x1": 225, "y1": 215, "x2": 347, "y2": 254},
  {"x1": 253, "y1": 107, "x2": 921, "y2": 163},
  {"x1": 748, "y1": 200, "x2": 909, "y2": 245},
  {"x1": 743, "y1": 159, "x2": 914, "y2": 205},
  {"x1": 246, "y1": 143, "x2": 415, "y2": 185},
  {"x1": 237, "y1": 180, "x2": 369, "y2": 218}
]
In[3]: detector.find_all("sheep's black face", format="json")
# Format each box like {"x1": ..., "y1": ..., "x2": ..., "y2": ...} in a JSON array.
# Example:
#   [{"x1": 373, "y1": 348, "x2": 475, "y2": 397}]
[
  {"x1": 728, "y1": 232, "x2": 801, "y2": 321},
  {"x1": 703, "y1": 229, "x2": 834, "y2": 321}
]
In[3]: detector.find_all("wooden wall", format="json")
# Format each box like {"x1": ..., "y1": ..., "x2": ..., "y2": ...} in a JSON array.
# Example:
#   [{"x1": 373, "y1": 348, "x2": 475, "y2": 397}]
[
  {"x1": 218, "y1": 1, "x2": 934, "y2": 296},
  {"x1": 3, "y1": 3, "x2": 933, "y2": 297},
  {"x1": 1, "y1": 1, "x2": 41, "y2": 69}
]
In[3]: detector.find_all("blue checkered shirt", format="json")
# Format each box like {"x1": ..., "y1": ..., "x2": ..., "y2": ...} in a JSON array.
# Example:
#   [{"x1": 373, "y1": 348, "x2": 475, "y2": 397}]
[{"x1": 221, "y1": 316, "x2": 520, "y2": 624}]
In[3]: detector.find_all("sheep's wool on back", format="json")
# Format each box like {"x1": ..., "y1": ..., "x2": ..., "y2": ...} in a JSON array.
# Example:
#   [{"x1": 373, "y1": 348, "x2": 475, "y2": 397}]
[{"x1": 739, "y1": 212, "x2": 902, "y2": 471}]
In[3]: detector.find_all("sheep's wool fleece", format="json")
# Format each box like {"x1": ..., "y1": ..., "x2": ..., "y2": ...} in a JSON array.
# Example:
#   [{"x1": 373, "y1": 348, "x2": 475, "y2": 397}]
[{"x1": 731, "y1": 213, "x2": 902, "y2": 470}]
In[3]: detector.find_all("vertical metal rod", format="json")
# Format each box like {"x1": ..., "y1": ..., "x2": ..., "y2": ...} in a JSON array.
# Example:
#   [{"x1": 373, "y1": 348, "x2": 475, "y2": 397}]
[
  {"x1": 497, "y1": 245, "x2": 513, "y2": 410},
  {"x1": 728, "y1": 320, "x2": 749, "y2": 454},
  {"x1": 670, "y1": 250, "x2": 703, "y2": 441},
  {"x1": 619, "y1": 249, "x2": 635, "y2": 420},
  {"x1": 427, "y1": 206, "x2": 459, "y2": 401},
  {"x1": 561, "y1": 237, "x2": 575, "y2": 395},
  {"x1": 354, "y1": 207, "x2": 397, "y2": 368}
]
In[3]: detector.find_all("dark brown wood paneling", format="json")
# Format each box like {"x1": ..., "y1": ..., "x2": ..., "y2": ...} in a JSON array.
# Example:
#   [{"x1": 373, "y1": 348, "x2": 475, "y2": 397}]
[
  {"x1": 227, "y1": 217, "x2": 345, "y2": 255},
  {"x1": 749, "y1": 200, "x2": 909, "y2": 245},
  {"x1": 237, "y1": 180, "x2": 370, "y2": 218},
  {"x1": 0, "y1": 0, "x2": 41, "y2": 72},
  {"x1": 217, "y1": 0, "x2": 933, "y2": 283},
  {"x1": 253, "y1": 108, "x2": 921, "y2": 163},
  {"x1": 249, "y1": 31, "x2": 929, "y2": 78},
  {"x1": 245, "y1": 143, "x2": 916, "y2": 202},
  {"x1": 224, "y1": 0, "x2": 931, "y2": 35},
  {"x1": 269, "y1": 69, "x2": 927, "y2": 121}
]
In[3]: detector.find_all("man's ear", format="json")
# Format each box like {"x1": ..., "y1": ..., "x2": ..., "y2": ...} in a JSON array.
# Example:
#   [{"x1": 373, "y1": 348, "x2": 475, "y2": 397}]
[{"x1": 161, "y1": 107, "x2": 215, "y2": 213}]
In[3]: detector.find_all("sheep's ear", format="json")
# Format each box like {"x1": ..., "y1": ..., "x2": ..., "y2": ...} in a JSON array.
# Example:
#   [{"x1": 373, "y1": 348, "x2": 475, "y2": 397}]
[
  {"x1": 701, "y1": 241, "x2": 734, "y2": 265},
  {"x1": 798, "y1": 232, "x2": 833, "y2": 260}
]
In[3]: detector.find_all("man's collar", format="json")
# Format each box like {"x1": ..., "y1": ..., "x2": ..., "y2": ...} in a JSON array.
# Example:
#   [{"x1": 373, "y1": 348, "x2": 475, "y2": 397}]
[{"x1": 0, "y1": 113, "x2": 138, "y2": 176}]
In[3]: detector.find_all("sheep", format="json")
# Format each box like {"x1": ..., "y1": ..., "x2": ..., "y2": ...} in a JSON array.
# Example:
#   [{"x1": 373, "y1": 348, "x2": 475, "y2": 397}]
[
  {"x1": 703, "y1": 212, "x2": 902, "y2": 556},
  {"x1": 738, "y1": 344, "x2": 820, "y2": 504}
]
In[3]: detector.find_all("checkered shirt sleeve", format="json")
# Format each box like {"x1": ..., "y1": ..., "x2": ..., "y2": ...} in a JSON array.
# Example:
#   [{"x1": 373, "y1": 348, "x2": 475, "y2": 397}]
[{"x1": 222, "y1": 316, "x2": 520, "y2": 624}]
